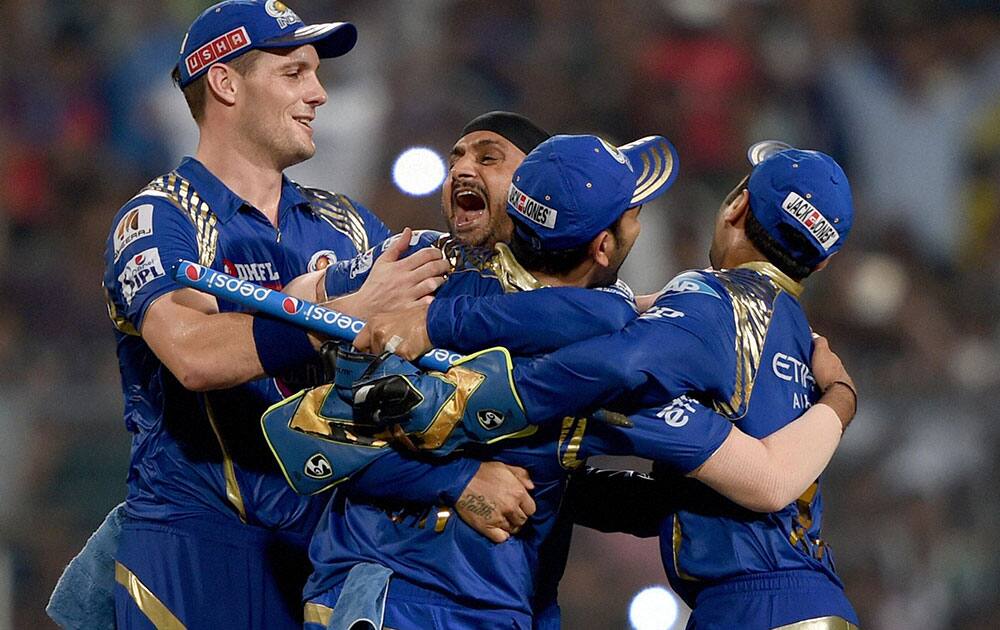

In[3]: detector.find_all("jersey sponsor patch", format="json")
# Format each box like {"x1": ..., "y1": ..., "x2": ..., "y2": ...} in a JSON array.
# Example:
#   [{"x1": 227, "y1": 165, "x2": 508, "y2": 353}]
[
  {"x1": 661, "y1": 272, "x2": 721, "y2": 299},
  {"x1": 349, "y1": 249, "x2": 374, "y2": 279},
  {"x1": 508, "y1": 183, "x2": 557, "y2": 229},
  {"x1": 113, "y1": 204, "x2": 154, "y2": 262},
  {"x1": 655, "y1": 395, "x2": 699, "y2": 427},
  {"x1": 596, "y1": 279, "x2": 638, "y2": 311},
  {"x1": 640, "y1": 305, "x2": 684, "y2": 320},
  {"x1": 222, "y1": 259, "x2": 281, "y2": 284},
  {"x1": 771, "y1": 352, "x2": 815, "y2": 390},
  {"x1": 118, "y1": 248, "x2": 166, "y2": 306},
  {"x1": 781, "y1": 191, "x2": 840, "y2": 250},
  {"x1": 308, "y1": 250, "x2": 338, "y2": 272}
]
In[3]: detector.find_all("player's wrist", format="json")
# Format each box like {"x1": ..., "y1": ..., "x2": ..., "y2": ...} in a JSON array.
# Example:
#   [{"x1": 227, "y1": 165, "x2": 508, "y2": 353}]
[
  {"x1": 819, "y1": 380, "x2": 857, "y2": 432},
  {"x1": 252, "y1": 314, "x2": 317, "y2": 377}
]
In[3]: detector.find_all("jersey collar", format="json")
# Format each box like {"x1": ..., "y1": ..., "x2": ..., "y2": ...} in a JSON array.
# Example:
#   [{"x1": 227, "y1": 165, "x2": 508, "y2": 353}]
[
  {"x1": 489, "y1": 243, "x2": 546, "y2": 293},
  {"x1": 737, "y1": 261, "x2": 804, "y2": 297},
  {"x1": 176, "y1": 157, "x2": 310, "y2": 223}
]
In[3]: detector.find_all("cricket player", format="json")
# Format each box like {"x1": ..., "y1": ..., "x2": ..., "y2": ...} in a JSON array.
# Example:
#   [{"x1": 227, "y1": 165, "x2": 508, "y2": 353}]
[
  {"x1": 50, "y1": 108, "x2": 545, "y2": 629},
  {"x1": 357, "y1": 142, "x2": 861, "y2": 629},
  {"x1": 98, "y1": 2, "x2": 455, "y2": 628},
  {"x1": 272, "y1": 134, "x2": 855, "y2": 629}
]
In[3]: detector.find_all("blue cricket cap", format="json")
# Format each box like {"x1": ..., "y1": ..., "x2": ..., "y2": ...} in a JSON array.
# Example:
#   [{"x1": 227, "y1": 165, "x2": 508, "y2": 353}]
[
  {"x1": 746, "y1": 140, "x2": 854, "y2": 269},
  {"x1": 508, "y1": 134, "x2": 679, "y2": 251},
  {"x1": 176, "y1": 0, "x2": 357, "y2": 88}
]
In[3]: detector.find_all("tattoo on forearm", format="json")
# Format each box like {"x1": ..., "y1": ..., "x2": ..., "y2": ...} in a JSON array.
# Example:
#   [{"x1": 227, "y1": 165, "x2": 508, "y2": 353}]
[{"x1": 457, "y1": 493, "x2": 495, "y2": 519}]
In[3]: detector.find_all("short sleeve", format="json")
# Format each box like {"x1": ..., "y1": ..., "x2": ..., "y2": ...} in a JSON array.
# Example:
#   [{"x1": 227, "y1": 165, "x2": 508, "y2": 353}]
[
  {"x1": 103, "y1": 197, "x2": 199, "y2": 331},
  {"x1": 581, "y1": 396, "x2": 733, "y2": 475}
]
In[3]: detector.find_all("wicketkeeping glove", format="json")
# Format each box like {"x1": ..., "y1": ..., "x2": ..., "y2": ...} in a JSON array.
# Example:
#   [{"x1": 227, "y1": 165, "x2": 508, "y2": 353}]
[
  {"x1": 261, "y1": 343, "x2": 417, "y2": 494},
  {"x1": 352, "y1": 347, "x2": 535, "y2": 455}
]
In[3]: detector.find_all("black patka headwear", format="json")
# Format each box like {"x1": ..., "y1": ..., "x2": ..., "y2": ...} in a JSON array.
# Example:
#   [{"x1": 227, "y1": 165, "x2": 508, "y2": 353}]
[{"x1": 461, "y1": 111, "x2": 551, "y2": 154}]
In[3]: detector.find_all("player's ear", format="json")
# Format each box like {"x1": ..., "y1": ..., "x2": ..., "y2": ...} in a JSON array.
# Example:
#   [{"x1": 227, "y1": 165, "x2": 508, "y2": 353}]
[
  {"x1": 723, "y1": 189, "x2": 750, "y2": 226},
  {"x1": 590, "y1": 230, "x2": 613, "y2": 268},
  {"x1": 205, "y1": 63, "x2": 239, "y2": 107}
]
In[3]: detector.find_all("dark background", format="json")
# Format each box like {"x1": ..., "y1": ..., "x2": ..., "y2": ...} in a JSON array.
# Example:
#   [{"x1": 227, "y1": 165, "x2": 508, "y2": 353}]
[{"x1": 2, "y1": 1, "x2": 998, "y2": 628}]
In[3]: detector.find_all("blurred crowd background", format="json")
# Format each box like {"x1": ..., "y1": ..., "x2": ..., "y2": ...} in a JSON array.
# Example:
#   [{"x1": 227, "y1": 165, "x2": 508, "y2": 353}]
[{"x1": 2, "y1": 1, "x2": 998, "y2": 628}]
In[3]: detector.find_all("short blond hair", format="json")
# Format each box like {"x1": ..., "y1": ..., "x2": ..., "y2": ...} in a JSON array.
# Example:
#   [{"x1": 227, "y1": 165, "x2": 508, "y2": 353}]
[{"x1": 170, "y1": 50, "x2": 263, "y2": 122}]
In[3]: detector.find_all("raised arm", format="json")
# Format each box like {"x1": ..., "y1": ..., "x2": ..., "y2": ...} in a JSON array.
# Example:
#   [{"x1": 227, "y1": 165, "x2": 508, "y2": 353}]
[
  {"x1": 688, "y1": 336, "x2": 856, "y2": 511},
  {"x1": 580, "y1": 336, "x2": 856, "y2": 513},
  {"x1": 354, "y1": 284, "x2": 638, "y2": 360},
  {"x1": 135, "y1": 227, "x2": 448, "y2": 392}
]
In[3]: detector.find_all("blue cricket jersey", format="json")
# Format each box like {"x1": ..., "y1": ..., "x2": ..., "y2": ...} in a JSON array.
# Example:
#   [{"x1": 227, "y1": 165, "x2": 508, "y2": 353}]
[
  {"x1": 103, "y1": 156, "x2": 390, "y2": 533},
  {"x1": 304, "y1": 238, "x2": 734, "y2": 623},
  {"x1": 498, "y1": 263, "x2": 852, "y2": 615}
]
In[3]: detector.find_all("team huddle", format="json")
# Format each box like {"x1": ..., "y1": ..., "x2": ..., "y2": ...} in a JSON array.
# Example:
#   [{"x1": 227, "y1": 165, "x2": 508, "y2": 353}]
[{"x1": 49, "y1": 1, "x2": 862, "y2": 629}]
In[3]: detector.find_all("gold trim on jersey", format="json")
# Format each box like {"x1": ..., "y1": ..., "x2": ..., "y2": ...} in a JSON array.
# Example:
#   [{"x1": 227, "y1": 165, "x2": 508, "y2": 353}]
[
  {"x1": 433, "y1": 507, "x2": 452, "y2": 532},
  {"x1": 671, "y1": 514, "x2": 700, "y2": 581},
  {"x1": 304, "y1": 602, "x2": 400, "y2": 630},
  {"x1": 140, "y1": 172, "x2": 219, "y2": 267},
  {"x1": 707, "y1": 266, "x2": 782, "y2": 419},
  {"x1": 115, "y1": 561, "x2": 187, "y2": 630},
  {"x1": 105, "y1": 286, "x2": 140, "y2": 336},
  {"x1": 204, "y1": 396, "x2": 247, "y2": 522},
  {"x1": 489, "y1": 243, "x2": 546, "y2": 293},
  {"x1": 789, "y1": 481, "x2": 827, "y2": 560},
  {"x1": 773, "y1": 616, "x2": 859, "y2": 630},
  {"x1": 738, "y1": 261, "x2": 804, "y2": 298},
  {"x1": 303, "y1": 602, "x2": 333, "y2": 627},
  {"x1": 558, "y1": 417, "x2": 588, "y2": 470},
  {"x1": 300, "y1": 186, "x2": 370, "y2": 255},
  {"x1": 106, "y1": 172, "x2": 220, "y2": 334}
]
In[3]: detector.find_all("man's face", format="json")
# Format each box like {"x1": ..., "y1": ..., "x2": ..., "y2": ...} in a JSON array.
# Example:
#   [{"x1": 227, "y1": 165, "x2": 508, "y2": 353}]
[
  {"x1": 234, "y1": 45, "x2": 327, "y2": 170},
  {"x1": 593, "y1": 206, "x2": 642, "y2": 287},
  {"x1": 442, "y1": 131, "x2": 526, "y2": 248}
]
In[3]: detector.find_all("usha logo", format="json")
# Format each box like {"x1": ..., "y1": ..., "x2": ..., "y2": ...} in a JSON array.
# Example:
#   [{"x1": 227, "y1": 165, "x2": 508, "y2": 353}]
[{"x1": 185, "y1": 27, "x2": 251, "y2": 75}]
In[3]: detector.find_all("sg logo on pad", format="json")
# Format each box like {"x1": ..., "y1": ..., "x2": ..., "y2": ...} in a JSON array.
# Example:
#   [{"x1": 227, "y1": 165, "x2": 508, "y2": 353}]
[
  {"x1": 477, "y1": 409, "x2": 505, "y2": 431},
  {"x1": 304, "y1": 453, "x2": 333, "y2": 479}
]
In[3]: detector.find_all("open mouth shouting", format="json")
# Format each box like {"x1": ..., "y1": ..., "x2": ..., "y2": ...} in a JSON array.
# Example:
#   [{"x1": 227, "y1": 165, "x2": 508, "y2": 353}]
[{"x1": 452, "y1": 186, "x2": 489, "y2": 232}]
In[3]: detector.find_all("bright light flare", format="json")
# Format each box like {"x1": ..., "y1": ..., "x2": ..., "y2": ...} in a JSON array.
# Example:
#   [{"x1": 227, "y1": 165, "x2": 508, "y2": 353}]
[
  {"x1": 629, "y1": 585, "x2": 680, "y2": 630},
  {"x1": 392, "y1": 147, "x2": 446, "y2": 196}
]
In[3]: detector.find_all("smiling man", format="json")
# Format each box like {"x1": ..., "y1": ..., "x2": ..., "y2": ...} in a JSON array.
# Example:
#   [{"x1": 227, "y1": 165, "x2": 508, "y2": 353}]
[{"x1": 98, "y1": 2, "x2": 453, "y2": 629}]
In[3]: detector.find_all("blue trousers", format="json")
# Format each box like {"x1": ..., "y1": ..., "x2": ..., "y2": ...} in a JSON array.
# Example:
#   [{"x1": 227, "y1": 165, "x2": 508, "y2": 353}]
[
  {"x1": 114, "y1": 515, "x2": 311, "y2": 630},
  {"x1": 688, "y1": 570, "x2": 859, "y2": 629},
  {"x1": 304, "y1": 578, "x2": 532, "y2": 630}
]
